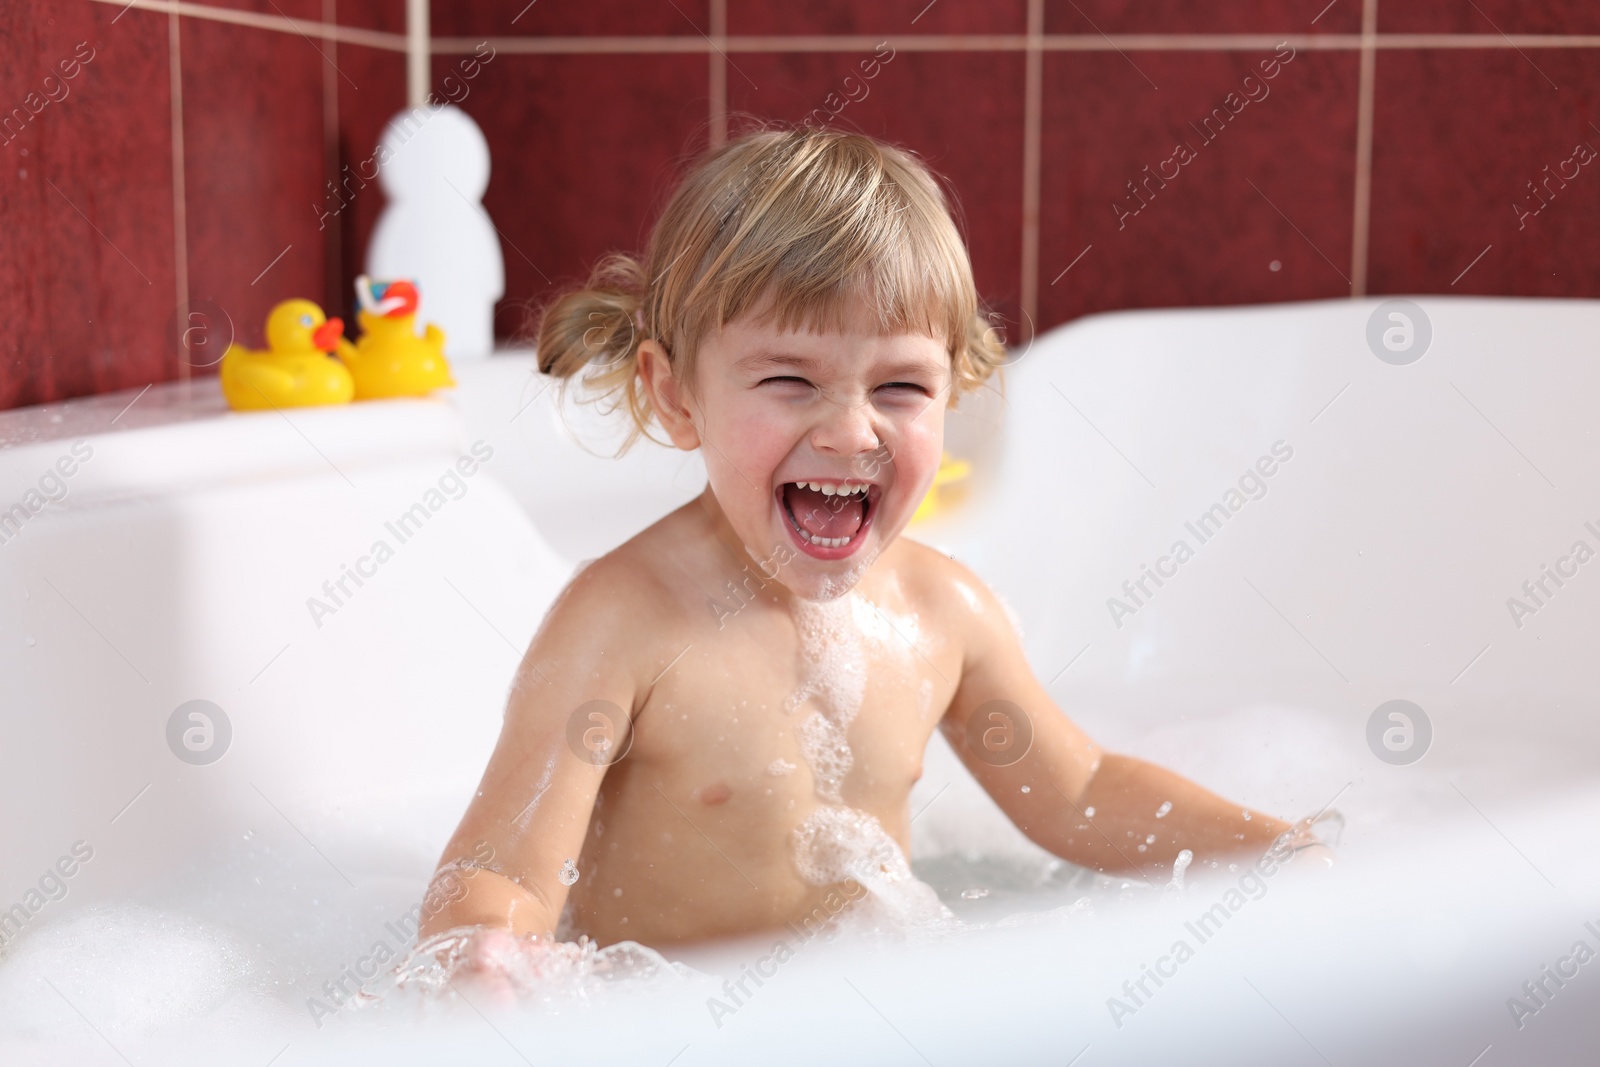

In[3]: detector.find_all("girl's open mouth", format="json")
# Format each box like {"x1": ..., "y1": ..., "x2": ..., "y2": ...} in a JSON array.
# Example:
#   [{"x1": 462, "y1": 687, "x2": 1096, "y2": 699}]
[{"x1": 777, "y1": 480, "x2": 880, "y2": 560}]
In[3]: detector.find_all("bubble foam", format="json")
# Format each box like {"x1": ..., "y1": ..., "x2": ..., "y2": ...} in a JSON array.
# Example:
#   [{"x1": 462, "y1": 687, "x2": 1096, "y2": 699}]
[
  {"x1": 782, "y1": 595, "x2": 957, "y2": 938},
  {"x1": 0, "y1": 904, "x2": 259, "y2": 1044}
]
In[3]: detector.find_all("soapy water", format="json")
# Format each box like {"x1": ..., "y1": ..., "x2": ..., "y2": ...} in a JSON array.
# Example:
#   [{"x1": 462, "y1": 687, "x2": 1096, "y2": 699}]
[
  {"x1": 8, "y1": 690, "x2": 1569, "y2": 1062},
  {"x1": 0, "y1": 729, "x2": 1352, "y2": 1057},
  {"x1": 0, "y1": 602, "x2": 1365, "y2": 1055},
  {"x1": 1168, "y1": 848, "x2": 1193, "y2": 895},
  {"x1": 0, "y1": 763, "x2": 1350, "y2": 1052},
  {"x1": 0, "y1": 904, "x2": 261, "y2": 1044},
  {"x1": 380, "y1": 927, "x2": 697, "y2": 1009}
]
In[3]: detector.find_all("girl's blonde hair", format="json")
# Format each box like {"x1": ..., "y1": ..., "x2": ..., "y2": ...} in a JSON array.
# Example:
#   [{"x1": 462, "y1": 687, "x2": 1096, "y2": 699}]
[{"x1": 536, "y1": 125, "x2": 1006, "y2": 450}]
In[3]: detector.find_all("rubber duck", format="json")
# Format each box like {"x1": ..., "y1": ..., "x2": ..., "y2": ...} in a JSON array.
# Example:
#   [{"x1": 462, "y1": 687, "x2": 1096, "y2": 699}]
[
  {"x1": 911, "y1": 453, "x2": 972, "y2": 525},
  {"x1": 337, "y1": 276, "x2": 455, "y2": 399},
  {"x1": 219, "y1": 299, "x2": 354, "y2": 411}
]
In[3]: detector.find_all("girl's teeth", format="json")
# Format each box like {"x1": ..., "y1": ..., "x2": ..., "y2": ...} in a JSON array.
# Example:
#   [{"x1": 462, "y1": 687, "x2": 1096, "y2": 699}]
[
  {"x1": 796, "y1": 481, "x2": 867, "y2": 496},
  {"x1": 798, "y1": 529, "x2": 849, "y2": 548}
]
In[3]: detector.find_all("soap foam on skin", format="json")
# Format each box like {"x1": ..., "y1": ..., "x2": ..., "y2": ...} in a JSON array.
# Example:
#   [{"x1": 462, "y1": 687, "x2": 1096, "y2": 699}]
[
  {"x1": 851, "y1": 580, "x2": 934, "y2": 655},
  {"x1": 786, "y1": 598, "x2": 865, "y2": 803},
  {"x1": 798, "y1": 540, "x2": 883, "y2": 603},
  {"x1": 784, "y1": 595, "x2": 958, "y2": 936},
  {"x1": 790, "y1": 806, "x2": 953, "y2": 932}
]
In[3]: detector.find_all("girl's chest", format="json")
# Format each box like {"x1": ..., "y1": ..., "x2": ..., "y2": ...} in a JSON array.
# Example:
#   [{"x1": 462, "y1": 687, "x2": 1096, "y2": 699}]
[{"x1": 628, "y1": 600, "x2": 958, "y2": 807}]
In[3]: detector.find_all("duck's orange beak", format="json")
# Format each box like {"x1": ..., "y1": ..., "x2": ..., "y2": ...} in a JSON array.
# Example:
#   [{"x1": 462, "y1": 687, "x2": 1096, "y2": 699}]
[
  {"x1": 379, "y1": 281, "x2": 420, "y2": 318},
  {"x1": 312, "y1": 317, "x2": 344, "y2": 352}
]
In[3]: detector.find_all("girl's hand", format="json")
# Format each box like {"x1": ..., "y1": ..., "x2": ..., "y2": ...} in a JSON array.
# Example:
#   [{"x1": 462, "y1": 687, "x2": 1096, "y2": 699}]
[
  {"x1": 401, "y1": 924, "x2": 558, "y2": 1008},
  {"x1": 1276, "y1": 811, "x2": 1342, "y2": 870},
  {"x1": 1288, "y1": 842, "x2": 1338, "y2": 869},
  {"x1": 453, "y1": 926, "x2": 525, "y2": 1008}
]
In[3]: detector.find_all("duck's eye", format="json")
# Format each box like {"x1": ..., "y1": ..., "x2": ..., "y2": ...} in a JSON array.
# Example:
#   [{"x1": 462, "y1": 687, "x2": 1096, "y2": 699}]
[{"x1": 300, "y1": 315, "x2": 313, "y2": 327}]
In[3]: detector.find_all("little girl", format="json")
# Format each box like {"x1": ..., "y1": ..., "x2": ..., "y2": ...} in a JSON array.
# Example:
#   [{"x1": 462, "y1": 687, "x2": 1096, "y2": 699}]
[{"x1": 417, "y1": 126, "x2": 1326, "y2": 986}]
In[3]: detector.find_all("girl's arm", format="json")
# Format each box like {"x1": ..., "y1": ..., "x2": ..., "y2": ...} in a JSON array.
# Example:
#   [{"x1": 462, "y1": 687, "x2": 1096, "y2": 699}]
[
  {"x1": 418, "y1": 557, "x2": 654, "y2": 943},
  {"x1": 934, "y1": 557, "x2": 1309, "y2": 877}
]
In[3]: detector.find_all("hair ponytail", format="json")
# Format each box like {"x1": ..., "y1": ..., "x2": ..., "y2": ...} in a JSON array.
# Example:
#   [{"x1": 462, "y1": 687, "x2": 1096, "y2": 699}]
[
  {"x1": 537, "y1": 252, "x2": 646, "y2": 377},
  {"x1": 535, "y1": 252, "x2": 663, "y2": 451}
]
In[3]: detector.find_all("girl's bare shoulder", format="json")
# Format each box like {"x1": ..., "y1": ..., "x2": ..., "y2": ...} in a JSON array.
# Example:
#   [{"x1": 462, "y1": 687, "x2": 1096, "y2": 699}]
[
  {"x1": 550, "y1": 501, "x2": 714, "y2": 630},
  {"x1": 883, "y1": 536, "x2": 1012, "y2": 642},
  {"x1": 520, "y1": 507, "x2": 712, "y2": 702}
]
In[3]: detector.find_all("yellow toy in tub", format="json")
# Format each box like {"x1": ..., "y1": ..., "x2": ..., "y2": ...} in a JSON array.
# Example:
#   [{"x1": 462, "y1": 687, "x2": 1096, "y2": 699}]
[
  {"x1": 911, "y1": 453, "x2": 971, "y2": 524},
  {"x1": 336, "y1": 276, "x2": 456, "y2": 399},
  {"x1": 219, "y1": 299, "x2": 354, "y2": 411}
]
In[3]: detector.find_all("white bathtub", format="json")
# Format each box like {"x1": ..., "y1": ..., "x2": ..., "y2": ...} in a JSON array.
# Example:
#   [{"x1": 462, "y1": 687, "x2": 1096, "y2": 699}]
[{"x1": 1, "y1": 297, "x2": 1597, "y2": 1065}]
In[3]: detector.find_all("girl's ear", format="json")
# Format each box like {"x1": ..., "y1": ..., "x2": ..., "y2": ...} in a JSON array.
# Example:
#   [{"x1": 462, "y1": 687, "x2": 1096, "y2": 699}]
[{"x1": 638, "y1": 339, "x2": 701, "y2": 451}]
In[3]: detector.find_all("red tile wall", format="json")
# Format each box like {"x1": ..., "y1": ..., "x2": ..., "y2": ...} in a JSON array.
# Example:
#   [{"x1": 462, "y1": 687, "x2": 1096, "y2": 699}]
[
  {"x1": 729, "y1": 1, "x2": 1026, "y2": 36},
  {"x1": 1044, "y1": 1, "x2": 1360, "y2": 35},
  {"x1": 180, "y1": 15, "x2": 328, "y2": 353},
  {"x1": 1040, "y1": 47, "x2": 1361, "y2": 323},
  {"x1": 1, "y1": 1, "x2": 177, "y2": 408},
  {"x1": 433, "y1": 0, "x2": 709, "y2": 38},
  {"x1": 1368, "y1": 48, "x2": 1600, "y2": 296},
  {"x1": 3, "y1": 0, "x2": 1598, "y2": 410},
  {"x1": 455, "y1": 49, "x2": 712, "y2": 342}
]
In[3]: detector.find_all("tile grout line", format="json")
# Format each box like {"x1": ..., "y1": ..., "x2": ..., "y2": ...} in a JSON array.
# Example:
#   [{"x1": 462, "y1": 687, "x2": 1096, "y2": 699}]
[
  {"x1": 406, "y1": 0, "x2": 430, "y2": 107},
  {"x1": 88, "y1": 0, "x2": 409, "y2": 51},
  {"x1": 167, "y1": 10, "x2": 189, "y2": 383},
  {"x1": 709, "y1": 0, "x2": 727, "y2": 148},
  {"x1": 431, "y1": 33, "x2": 1600, "y2": 56},
  {"x1": 1349, "y1": 0, "x2": 1378, "y2": 297},
  {"x1": 322, "y1": 0, "x2": 343, "y2": 315},
  {"x1": 1019, "y1": 0, "x2": 1044, "y2": 343},
  {"x1": 446, "y1": 33, "x2": 1600, "y2": 54},
  {"x1": 84, "y1": 5, "x2": 1600, "y2": 55}
]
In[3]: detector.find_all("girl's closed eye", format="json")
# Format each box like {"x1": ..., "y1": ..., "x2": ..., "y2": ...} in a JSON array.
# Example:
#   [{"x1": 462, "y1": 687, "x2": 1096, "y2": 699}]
[
  {"x1": 876, "y1": 381, "x2": 935, "y2": 403},
  {"x1": 758, "y1": 375, "x2": 818, "y2": 395}
]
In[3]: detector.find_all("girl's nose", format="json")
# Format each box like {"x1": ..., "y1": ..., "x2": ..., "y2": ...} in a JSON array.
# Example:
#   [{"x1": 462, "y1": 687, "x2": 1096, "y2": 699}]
[{"x1": 810, "y1": 394, "x2": 882, "y2": 457}]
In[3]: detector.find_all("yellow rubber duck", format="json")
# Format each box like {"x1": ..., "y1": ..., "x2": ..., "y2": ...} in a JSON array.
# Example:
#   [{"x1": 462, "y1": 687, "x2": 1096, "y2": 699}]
[
  {"x1": 337, "y1": 276, "x2": 455, "y2": 399},
  {"x1": 911, "y1": 453, "x2": 972, "y2": 524},
  {"x1": 219, "y1": 299, "x2": 354, "y2": 411}
]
